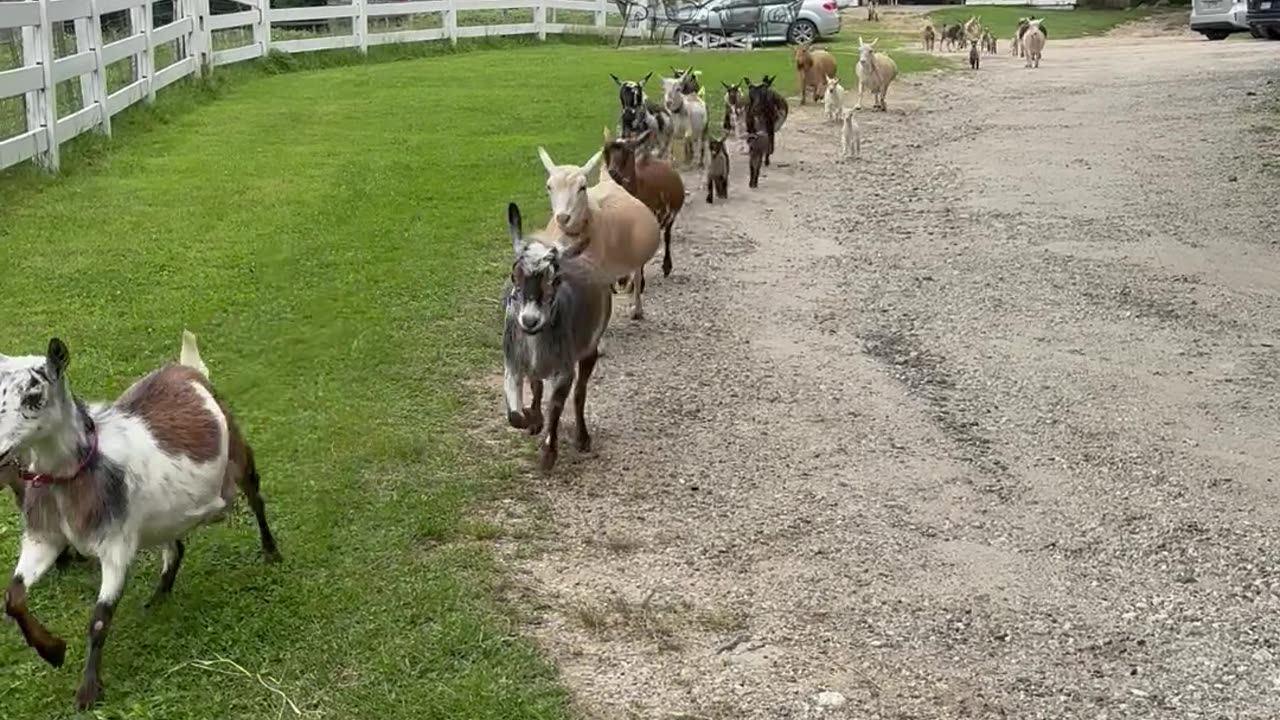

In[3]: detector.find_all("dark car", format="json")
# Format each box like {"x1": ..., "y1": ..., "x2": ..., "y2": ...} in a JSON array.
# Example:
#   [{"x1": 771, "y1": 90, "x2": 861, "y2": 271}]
[{"x1": 1247, "y1": 0, "x2": 1280, "y2": 38}]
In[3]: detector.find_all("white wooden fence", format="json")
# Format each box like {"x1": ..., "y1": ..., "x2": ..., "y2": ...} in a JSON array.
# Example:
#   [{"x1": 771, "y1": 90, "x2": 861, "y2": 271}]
[{"x1": 0, "y1": 0, "x2": 640, "y2": 173}]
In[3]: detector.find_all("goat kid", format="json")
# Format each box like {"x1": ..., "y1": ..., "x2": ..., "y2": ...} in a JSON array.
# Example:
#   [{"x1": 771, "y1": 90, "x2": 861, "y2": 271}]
[
  {"x1": 969, "y1": 39, "x2": 980, "y2": 70},
  {"x1": 840, "y1": 107, "x2": 861, "y2": 162},
  {"x1": 721, "y1": 81, "x2": 749, "y2": 152},
  {"x1": 0, "y1": 332, "x2": 279, "y2": 711},
  {"x1": 503, "y1": 203, "x2": 611, "y2": 474},
  {"x1": 922, "y1": 23, "x2": 936, "y2": 52},
  {"x1": 705, "y1": 137, "x2": 729, "y2": 204},
  {"x1": 747, "y1": 132, "x2": 769, "y2": 189},
  {"x1": 822, "y1": 75, "x2": 845, "y2": 123}
]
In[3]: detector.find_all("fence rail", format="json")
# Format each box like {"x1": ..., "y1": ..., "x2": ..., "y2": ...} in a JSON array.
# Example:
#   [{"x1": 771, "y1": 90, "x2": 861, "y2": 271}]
[{"x1": 0, "y1": 0, "x2": 642, "y2": 173}]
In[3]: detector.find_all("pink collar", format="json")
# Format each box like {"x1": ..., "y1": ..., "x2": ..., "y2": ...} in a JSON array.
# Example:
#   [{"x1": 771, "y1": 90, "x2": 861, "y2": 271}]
[{"x1": 20, "y1": 430, "x2": 98, "y2": 488}]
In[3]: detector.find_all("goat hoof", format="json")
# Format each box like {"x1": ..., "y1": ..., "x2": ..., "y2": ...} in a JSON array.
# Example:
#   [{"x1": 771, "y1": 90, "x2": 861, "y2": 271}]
[
  {"x1": 662, "y1": 260, "x2": 672, "y2": 277},
  {"x1": 575, "y1": 434, "x2": 592, "y2": 453},
  {"x1": 526, "y1": 417, "x2": 544, "y2": 436},
  {"x1": 630, "y1": 310, "x2": 644, "y2": 321},
  {"x1": 539, "y1": 448, "x2": 558, "y2": 474},
  {"x1": 507, "y1": 410, "x2": 528, "y2": 430},
  {"x1": 38, "y1": 638, "x2": 66, "y2": 668},
  {"x1": 74, "y1": 678, "x2": 102, "y2": 710},
  {"x1": 263, "y1": 548, "x2": 283, "y2": 564}
]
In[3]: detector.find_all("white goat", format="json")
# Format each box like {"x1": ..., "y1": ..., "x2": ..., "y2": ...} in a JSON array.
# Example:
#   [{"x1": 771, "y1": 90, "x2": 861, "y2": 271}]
[
  {"x1": 822, "y1": 75, "x2": 846, "y2": 123},
  {"x1": 1023, "y1": 20, "x2": 1045, "y2": 68},
  {"x1": 537, "y1": 147, "x2": 662, "y2": 320},
  {"x1": 662, "y1": 70, "x2": 709, "y2": 168},
  {"x1": 1, "y1": 332, "x2": 280, "y2": 711},
  {"x1": 840, "y1": 107, "x2": 861, "y2": 161},
  {"x1": 855, "y1": 37, "x2": 899, "y2": 112}
]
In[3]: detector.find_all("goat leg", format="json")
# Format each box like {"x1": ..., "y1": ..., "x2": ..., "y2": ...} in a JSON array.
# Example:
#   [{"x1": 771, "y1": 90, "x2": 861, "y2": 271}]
[
  {"x1": 526, "y1": 380, "x2": 545, "y2": 436},
  {"x1": 717, "y1": 176, "x2": 728, "y2": 199},
  {"x1": 239, "y1": 449, "x2": 281, "y2": 563},
  {"x1": 6, "y1": 538, "x2": 68, "y2": 668},
  {"x1": 503, "y1": 363, "x2": 528, "y2": 429},
  {"x1": 573, "y1": 351, "x2": 600, "y2": 453},
  {"x1": 539, "y1": 374, "x2": 574, "y2": 474},
  {"x1": 146, "y1": 541, "x2": 185, "y2": 608},
  {"x1": 75, "y1": 550, "x2": 130, "y2": 711},
  {"x1": 662, "y1": 225, "x2": 674, "y2": 278},
  {"x1": 706, "y1": 174, "x2": 715, "y2": 204}
]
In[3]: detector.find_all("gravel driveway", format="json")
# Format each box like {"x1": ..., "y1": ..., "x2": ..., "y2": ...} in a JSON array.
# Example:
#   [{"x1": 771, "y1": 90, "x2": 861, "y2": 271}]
[{"x1": 503, "y1": 29, "x2": 1280, "y2": 720}]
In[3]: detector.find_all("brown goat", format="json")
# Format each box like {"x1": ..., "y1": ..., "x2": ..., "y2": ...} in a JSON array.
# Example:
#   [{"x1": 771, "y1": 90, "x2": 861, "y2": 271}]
[
  {"x1": 747, "y1": 133, "x2": 768, "y2": 189},
  {"x1": 794, "y1": 44, "x2": 837, "y2": 106},
  {"x1": 602, "y1": 127, "x2": 685, "y2": 278},
  {"x1": 705, "y1": 138, "x2": 729, "y2": 204}
]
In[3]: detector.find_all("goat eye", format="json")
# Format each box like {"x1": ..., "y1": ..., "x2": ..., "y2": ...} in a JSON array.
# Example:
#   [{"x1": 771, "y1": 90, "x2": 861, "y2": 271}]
[{"x1": 21, "y1": 392, "x2": 43, "y2": 411}]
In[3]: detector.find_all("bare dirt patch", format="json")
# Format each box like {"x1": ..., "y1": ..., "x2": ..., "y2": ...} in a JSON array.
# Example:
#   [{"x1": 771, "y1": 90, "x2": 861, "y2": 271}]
[{"x1": 498, "y1": 33, "x2": 1280, "y2": 720}]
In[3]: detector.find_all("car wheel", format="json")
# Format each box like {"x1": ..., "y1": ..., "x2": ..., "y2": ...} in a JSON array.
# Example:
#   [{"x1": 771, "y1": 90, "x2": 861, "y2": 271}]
[
  {"x1": 1203, "y1": 30, "x2": 1229, "y2": 40},
  {"x1": 1249, "y1": 25, "x2": 1264, "y2": 38},
  {"x1": 788, "y1": 19, "x2": 818, "y2": 44},
  {"x1": 674, "y1": 24, "x2": 699, "y2": 47},
  {"x1": 1268, "y1": 26, "x2": 1280, "y2": 40}
]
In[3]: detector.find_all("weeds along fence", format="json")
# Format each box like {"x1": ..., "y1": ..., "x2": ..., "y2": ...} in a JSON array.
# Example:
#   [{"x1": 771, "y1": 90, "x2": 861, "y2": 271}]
[{"x1": 0, "y1": 0, "x2": 640, "y2": 173}]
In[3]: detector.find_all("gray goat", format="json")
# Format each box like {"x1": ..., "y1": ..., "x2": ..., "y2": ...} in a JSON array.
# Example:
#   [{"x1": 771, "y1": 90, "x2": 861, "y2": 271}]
[{"x1": 502, "y1": 203, "x2": 612, "y2": 473}]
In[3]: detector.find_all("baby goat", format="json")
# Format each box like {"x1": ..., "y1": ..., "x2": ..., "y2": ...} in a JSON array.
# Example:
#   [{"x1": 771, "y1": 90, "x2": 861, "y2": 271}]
[
  {"x1": 705, "y1": 137, "x2": 729, "y2": 204},
  {"x1": 747, "y1": 132, "x2": 769, "y2": 188},
  {"x1": 504, "y1": 203, "x2": 612, "y2": 473},
  {"x1": 840, "y1": 107, "x2": 861, "y2": 161},
  {"x1": 0, "y1": 332, "x2": 279, "y2": 711},
  {"x1": 822, "y1": 75, "x2": 845, "y2": 123},
  {"x1": 969, "y1": 39, "x2": 980, "y2": 70}
]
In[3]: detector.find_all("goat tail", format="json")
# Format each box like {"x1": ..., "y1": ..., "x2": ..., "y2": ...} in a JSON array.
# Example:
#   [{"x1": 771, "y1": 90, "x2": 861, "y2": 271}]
[{"x1": 180, "y1": 329, "x2": 210, "y2": 379}]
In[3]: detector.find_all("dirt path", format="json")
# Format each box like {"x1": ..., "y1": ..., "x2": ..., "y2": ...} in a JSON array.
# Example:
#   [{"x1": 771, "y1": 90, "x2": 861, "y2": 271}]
[{"x1": 503, "y1": 32, "x2": 1280, "y2": 720}]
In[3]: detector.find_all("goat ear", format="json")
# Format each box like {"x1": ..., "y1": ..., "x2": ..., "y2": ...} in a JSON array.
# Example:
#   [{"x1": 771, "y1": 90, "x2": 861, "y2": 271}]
[
  {"x1": 742, "y1": 76, "x2": 751, "y2": 86},
  {"x1": 537, "y1": 146, "x2": 556, "y2": 174},
  {"x1": 45, "y1": 338, "x2": 69, "y2": 380},
  {"x1": 633, "y1": 129, "x2": 651, "y2": 145},
  {"x1": 582, "y1": 149, "x2": 604, "y2": 179},
  {"x1": 507, "y1": 203, "x2": 523, "y2": 255},
  {"x1": 641, "y1": 71, "x2": 652, "y2": 86},
  {"x1": 610, "y1": 73, "x2": 622, "y2": 86}
]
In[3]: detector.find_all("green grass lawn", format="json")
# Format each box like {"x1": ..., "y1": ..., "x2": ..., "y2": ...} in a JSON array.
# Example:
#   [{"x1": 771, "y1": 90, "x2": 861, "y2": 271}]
[
  {"x1": 926, "y1": 6, "x2": 1155, "y2": 39},
  {"x1": 0, "y1": 37, "x2": 935, "y2": 720}
]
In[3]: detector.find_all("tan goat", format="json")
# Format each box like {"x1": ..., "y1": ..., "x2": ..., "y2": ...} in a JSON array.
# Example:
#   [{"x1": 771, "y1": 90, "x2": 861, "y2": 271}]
[
  {"x1": 794, "y1": 43, "x2": 837, "y2": 106},
  {"x1": 537, "y1": 146, "x2": 662, "y2": 320}
]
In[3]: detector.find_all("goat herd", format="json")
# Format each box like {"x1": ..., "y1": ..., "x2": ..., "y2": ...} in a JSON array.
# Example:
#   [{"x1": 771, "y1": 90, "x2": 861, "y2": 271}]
[
  {"x1": 923, "y1": 14, "x2": 1050, "y2": 69},
  {"x1": 503, "y1": 36, "x2": 906, "y2": 482},
  {"x1": 0, "y1": 18, "x2": 1051, "y2": 714}
]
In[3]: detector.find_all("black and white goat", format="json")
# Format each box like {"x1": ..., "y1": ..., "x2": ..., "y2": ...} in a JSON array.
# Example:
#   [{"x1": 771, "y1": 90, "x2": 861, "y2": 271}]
[
  {"x1": 503, "y1": 203, "x2": 611, "y2": 474},
  {"x1": 610, "y1": 72, "x2": 673, "y2": 162},
  {"x1": 0, "y1": 331, "x2": 279, "y2": 710}
]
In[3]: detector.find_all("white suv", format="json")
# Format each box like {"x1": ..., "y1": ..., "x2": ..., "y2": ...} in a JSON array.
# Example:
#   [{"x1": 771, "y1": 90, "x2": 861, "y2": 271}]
[{"x1": 1190, "y1": 0, "x2": 1253, "y2": 39}]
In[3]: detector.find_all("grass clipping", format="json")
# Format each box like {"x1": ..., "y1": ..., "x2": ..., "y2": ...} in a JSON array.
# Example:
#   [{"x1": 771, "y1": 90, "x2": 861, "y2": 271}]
[{"x1": 166, "y1": 655, "x2": 304, "y2": 718}]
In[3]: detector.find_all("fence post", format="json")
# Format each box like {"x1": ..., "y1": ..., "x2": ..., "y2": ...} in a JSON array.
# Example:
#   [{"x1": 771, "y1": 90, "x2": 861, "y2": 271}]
[
  {"x1": 252, "y1": 0, "x2": 271, "y2": 58},
  {"x1": 356, "y1": 0, "x2": 368, "y2": 53},
  {"x1": 137, "y1": 1, "x2": 157, "y2": 103},
  {"x1": 84, "y1": 0, "x2": 112, "y2": 135},
  {"x1": 181, "y1": 0, "x2": 201, "y2": 78},
  {"x1": 20, "y1": 26, "x2": 40, "y2": 137},
  {"x1": 73, "y1": 19, "x2": 94, "y2": 110},
  {"x1": 445, "y1": 0, "x2": 457, "y2": 44},
  {"x1": 197, "y1": 0, "x2": 212, "y2": 72},
  {"x1": 535, "y1": 0, "x2": 545, "y2": 40},
  {"x1": 594, "y1": 0, "x2": 605, "y2": 31},
  {"x1": 31, "y1": 0, "x2": 59, "y2": 171}
]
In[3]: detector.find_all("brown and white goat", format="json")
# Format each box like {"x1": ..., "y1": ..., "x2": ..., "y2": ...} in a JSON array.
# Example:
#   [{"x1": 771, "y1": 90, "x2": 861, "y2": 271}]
[
  {"x1": 794, "y1": 43, "x2": 837, "y2": 106},
  {"x1": 538, "y1": 146, "x2": 662, "y2": 320},
  {"x1": 602, "y1": 127, "x2": 685, "y2": 277},
  {"x1": 0, "y1": 332, "x2": 279, "y2": 711}
]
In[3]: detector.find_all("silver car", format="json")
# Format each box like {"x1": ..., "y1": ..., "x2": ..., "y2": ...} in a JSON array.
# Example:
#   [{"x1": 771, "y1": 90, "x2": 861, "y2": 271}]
[
  {"x1": 671, "y1": 0, "x2": 843, "y2": 46},
  {"x1": 1190, "y1": 0, "x2": 1253, "y2": 38}
]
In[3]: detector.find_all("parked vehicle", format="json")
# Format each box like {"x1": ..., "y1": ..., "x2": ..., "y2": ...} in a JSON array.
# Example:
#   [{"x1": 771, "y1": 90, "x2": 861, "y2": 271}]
[
  {"x1": 673, "y1": 0, "x2": 842, "y2": 46},
  {"x1": 1247, "y1": 0, "x2": 1280, "y2": 38},
  {"x1": 1190, "y1": 0, "x2": 1252, "y2": 38}
]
